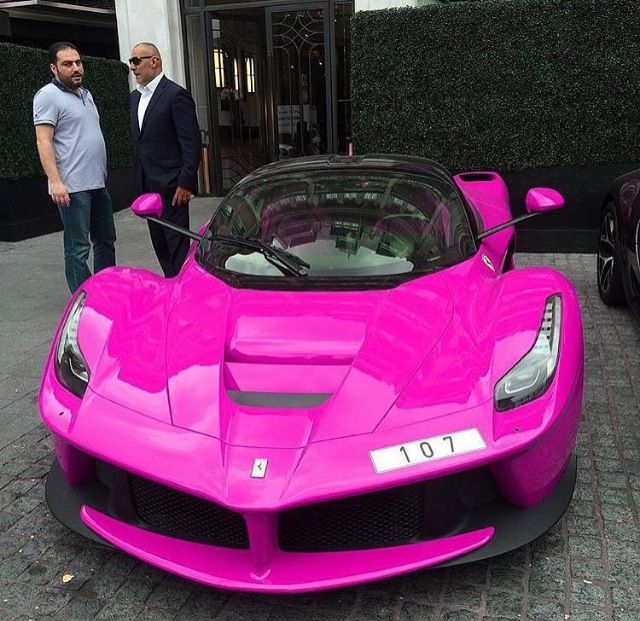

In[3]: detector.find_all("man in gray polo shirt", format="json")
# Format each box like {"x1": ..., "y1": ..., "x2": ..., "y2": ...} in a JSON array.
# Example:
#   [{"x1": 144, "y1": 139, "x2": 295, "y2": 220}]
[{"x1": 33, "y1": 41, "x2": 116, "y2": 293}]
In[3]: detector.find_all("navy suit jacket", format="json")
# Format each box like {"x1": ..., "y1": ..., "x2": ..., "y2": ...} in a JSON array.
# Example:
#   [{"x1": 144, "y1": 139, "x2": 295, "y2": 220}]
[{"x1": 130, "y1": 76, "x2": 201, "y2": 196}]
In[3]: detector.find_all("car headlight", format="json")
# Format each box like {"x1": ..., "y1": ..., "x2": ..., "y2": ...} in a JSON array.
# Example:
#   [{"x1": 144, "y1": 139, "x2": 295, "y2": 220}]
[
  {"x1": 495, "y1": 295, "x2": 561, "y2": 411},
  {"x1": 55, "y1": 291, "x2": 90, "y2": 398}
]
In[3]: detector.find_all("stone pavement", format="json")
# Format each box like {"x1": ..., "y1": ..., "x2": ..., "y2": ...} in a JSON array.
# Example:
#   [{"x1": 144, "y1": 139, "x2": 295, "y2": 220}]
[{"x1": 0, "y1": 204, "x2": 639, "y2": 620}]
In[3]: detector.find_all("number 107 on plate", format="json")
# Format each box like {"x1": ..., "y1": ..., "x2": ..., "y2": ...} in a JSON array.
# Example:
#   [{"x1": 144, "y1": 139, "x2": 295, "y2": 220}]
[{"x1": 369, "y1": 428, "x2": 486, "y2": 474}]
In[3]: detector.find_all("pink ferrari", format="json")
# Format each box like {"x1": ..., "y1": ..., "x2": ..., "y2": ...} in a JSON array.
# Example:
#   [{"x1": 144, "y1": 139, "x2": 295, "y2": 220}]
[{"x1": 40, "y1": 155, "x2": 584, "y2": 593}]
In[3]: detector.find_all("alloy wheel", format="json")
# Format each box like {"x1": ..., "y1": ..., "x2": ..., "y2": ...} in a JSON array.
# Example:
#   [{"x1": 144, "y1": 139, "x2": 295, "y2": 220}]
[{"x1": 598, "y1": 210, "x2": 616, "y2": 293}]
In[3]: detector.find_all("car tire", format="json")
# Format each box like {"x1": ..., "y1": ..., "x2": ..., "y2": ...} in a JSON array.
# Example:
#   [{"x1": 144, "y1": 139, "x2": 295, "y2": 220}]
[{"x1": 597, "y1": 201, "x2": 625, "y2": 305}]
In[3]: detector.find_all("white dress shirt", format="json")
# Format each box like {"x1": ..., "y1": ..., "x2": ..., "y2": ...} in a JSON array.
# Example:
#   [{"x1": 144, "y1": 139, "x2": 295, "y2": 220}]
[{"x1": 136, "y1": 72, "x2": 164, "y2": 130}]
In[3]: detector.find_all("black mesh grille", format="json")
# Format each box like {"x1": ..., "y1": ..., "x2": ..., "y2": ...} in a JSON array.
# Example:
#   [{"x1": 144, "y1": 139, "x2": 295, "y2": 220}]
[
  {"x1": 130, "y1": 476, "x2": 249, "y2": 549},
  {"x1": 279, "y1": 483, "x2": 425, "y2": 552}
]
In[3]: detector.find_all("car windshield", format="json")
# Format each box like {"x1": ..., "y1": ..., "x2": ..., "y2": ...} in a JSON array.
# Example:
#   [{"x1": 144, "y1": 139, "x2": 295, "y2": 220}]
[{"x1": 197, "y1": 169, "x2": 475, "y2": 285}]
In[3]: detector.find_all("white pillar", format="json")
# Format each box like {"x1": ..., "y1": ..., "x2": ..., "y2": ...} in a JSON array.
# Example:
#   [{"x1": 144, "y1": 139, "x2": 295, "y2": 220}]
[{"x1": 114, "y1": 0, "x2": 186, "y2": 88}]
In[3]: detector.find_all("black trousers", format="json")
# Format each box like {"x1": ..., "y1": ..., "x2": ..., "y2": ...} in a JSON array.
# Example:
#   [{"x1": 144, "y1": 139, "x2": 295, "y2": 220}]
[{"x1": 146, "y1": 189, "x2": 190, "y2": 278}]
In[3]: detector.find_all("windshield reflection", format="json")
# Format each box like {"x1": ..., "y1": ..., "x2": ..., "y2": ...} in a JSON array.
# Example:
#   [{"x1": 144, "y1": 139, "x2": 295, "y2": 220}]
[{"x1": 198, "y1": 170, "x2": 475, "y2": 282}]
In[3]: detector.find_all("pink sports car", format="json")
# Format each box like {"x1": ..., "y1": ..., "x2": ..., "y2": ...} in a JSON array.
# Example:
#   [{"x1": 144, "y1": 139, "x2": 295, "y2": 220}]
[{"x1": 40, "y1": 155, "x2": 584, "y2": 593}]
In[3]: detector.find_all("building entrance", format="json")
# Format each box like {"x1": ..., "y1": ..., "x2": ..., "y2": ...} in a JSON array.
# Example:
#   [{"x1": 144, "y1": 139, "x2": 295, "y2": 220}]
[{"x1": 183, "y1": 0, "x2": 353, "y2": 195}]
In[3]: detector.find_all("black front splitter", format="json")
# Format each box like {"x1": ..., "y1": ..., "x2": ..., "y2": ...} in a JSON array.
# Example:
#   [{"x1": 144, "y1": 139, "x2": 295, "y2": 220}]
[
  {"x1": 46, "y1": 459, "x2": 113, "y2": 547},
  {"x1": 45, "y1": 454, "x2": 577, "y2": 564},
  {"x1": 439, "y1": 454, "x2": 576, "y2": 566}
]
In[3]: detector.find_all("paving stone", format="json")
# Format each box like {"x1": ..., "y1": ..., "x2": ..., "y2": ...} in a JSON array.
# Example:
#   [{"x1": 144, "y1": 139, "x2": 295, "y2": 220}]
[
  {"x1": 397, "y1": 601, "x2": 437, "y2": 621},
  {"x1": 54, "y1": 596, "x2": 110, "y2": 620},
  {"x1": 597, "y1": 472, "x2": 629, "y2": 489},
  {"x1": 527, "y1": 571, "x2": 565, "y2": 601},
  {"x1": 570, "y1": 580, "x2": 607, "y2": 606},
  {"x1": 488, "y1": 568, "x2": 524, "y2": 593},
  {"x1": 134, "y1": 606, "x2": 178, "y2": 621},
  {"x1": 310, "y1": 588, "x2": 359, "y2": 616},
  {"x1": 177, "y1": 589, "x2": 229, "y2": 619},
  {"x1": 599, "y1": 486, "x2": 632, "y2": 504},
  {"x1": 440, "y1": 610, "x2": 477, "y2": 621},
  {"x1": 567, "y1": 606, "x2": 608, "y2": 621},
  {"x1": 447, "y1": 563, "x2": 488, "y2": 585},
  {"x1": 114, "y1": 578, "x2": 156, "y2": 602},
  {"x1": 573, "y1": 484, "x2": 595, "y2": 503},
  {"x1": 484, "y1": 588, "x2": 523, "y2": 618},
  {"x1": 95, "y1": 599, "x2": 145, "y2": 621},
  {"x1": 50, "y1": 568, "x2": 94, "y2": 592},
  {"x1": 0, "y1": 554, "x2": 32, "y2": 582},
  {"x1": 609, "y1": 561, "x2": 640, "y2": 584},
  {"x1": 216, "y1": 596, "x2": 285, "y2": 621},
  {"x1": 353, "y1": 592, "x2": 399, "y2": 619},
  {"x1": 525, "y1": 598, "x2": 565, "y2": 620},
  {"x1": 614, "y1": 612, "x2": 640, "y2": 621},
  {"x1": 263, "y1": 607, "x2": 337, "y2": 621},
  {"x1": 79, "y1": 575, "x2": 127, "y2": 600},
  {"x1": 16, "y1": 559, "x2": 60, "y2": 586},
  {"x1": 567, "y1": 513, "x2": 599, "y2": 537},
  {"x1": 601, "y1": 503, "x2": 635, "y2": 522},
  {"x1": 569, "y1": 535, "x2": 603, "y2": 559},
  {"x1": 611, "y1": 585, "x2": 640, "y2": 611},
  {"x1": 605, "y1": 522, "x2": 640, "y2": 544},
  {"x1": 443, "y1": 583, "x2": 484, "y2": 611},
  {"x1": 568, "y1": 499, "x2": 597, "y2": 517},
  {"x1": 606, "y1": 539, "x2": 640, "y2": 564},
  {"x1": 570, "y1": 557, "x2": 608, "y2": 581},
  {"x1": 400, "y1": 576, "x2": 445, "y2": 603},
  {"x1": 144, "y1": 577, "x2": 193, "y2": 612}
]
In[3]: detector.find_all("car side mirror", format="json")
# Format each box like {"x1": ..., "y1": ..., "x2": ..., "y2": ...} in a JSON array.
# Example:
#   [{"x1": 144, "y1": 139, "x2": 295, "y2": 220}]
[
  {"x1": 525, "y1": 188, "x2": 564, "y2": 214},
  {"x1": 477, "y1": 187, "x2": 565, "y2": 242},
  {"x1": 131, "y1": 193, "x2": 163, "y2": 219},
  {"x1": 130, "y1": 193, "x2": 203, "y2": 242}
]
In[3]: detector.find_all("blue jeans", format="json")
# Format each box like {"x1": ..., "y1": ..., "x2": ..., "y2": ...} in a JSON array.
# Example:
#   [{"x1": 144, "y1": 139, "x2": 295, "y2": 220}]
[{"x1": 58, "y1": 188, "x2": 116, "y2": 293}]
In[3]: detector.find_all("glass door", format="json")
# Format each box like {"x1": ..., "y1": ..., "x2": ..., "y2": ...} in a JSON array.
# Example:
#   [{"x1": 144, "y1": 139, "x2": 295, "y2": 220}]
[
  {"x1": 207, "y1": 9, "x2": 270, "y2": 193},
  {"x1": 266, "y1": 4, "x2": 335, "y2": 160}
]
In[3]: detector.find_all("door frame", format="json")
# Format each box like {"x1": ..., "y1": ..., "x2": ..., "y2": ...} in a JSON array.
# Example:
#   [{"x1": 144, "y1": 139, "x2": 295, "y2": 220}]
[
  {"x1": 203, "y1": 8, "x2": 270, "y2": 194},
  {"x1": 200, "y1": 0, "x2": 340, "y2": 194},
  {"x1": 265, "y1": 2, "x2": 336, "y2": 161}
]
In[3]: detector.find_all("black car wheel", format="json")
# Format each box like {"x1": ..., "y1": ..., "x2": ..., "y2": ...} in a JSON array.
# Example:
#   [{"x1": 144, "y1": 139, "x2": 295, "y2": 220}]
[{"x1": 597, "y1": 201, "x2": 625, "y2": 305}]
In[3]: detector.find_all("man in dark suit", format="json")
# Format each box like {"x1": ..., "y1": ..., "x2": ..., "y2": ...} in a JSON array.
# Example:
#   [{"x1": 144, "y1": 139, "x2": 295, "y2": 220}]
[{"x1": 129, "y1": 42, "x2": 201, "y2": 277}]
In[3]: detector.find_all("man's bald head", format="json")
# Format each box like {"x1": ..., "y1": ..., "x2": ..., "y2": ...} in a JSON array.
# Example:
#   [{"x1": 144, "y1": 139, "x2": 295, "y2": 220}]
[
  {"x1": 129, "y1": 42, "x2": 163, "y2": 86},
  {"x1": 133, "y1": 42, "x2": 161, "y2": 60}
]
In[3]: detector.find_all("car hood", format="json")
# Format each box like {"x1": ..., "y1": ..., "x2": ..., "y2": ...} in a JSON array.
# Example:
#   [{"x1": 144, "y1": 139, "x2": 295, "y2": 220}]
[
  {"x1": 165, "y1": 268, "x2": 457, "y2": 447},
  {"x1": 85, "y1": 264, "x2": 482, "y2": 448}
]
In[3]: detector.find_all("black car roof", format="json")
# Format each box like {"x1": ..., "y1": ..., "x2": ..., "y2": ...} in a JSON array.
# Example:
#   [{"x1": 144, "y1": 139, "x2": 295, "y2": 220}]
[{"x1": 233, "y1": 154, "x2": 456, "y2": 189}]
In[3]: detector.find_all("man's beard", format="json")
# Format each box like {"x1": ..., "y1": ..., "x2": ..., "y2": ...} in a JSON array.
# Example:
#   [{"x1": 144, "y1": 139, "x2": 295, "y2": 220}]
[{"x1": 58, "y1": 72, "x2": 83, "y2": 89}]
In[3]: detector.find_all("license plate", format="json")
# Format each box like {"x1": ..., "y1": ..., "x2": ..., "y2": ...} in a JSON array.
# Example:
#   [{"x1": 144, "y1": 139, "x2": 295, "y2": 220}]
[{"x1": 370, "y1": 428, "x2": 486, "y2": 474}]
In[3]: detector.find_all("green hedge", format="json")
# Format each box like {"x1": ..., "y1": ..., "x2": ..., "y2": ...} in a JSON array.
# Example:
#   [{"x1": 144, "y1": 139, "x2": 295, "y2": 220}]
[
  {"x1": 352, "y1": 0, "x2": 640, "y2": 171},
  {"x1": 0, "y1": 42, "x2": 131, "y2": 179}
]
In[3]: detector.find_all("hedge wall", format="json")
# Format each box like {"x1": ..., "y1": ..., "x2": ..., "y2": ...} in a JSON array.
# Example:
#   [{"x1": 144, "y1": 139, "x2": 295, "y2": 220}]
[
  {"x1": 0, "y1": 42, "x2": 131, "y2": 179},
  {"x1": 352, "y1": 0, "x2": 640, "y2": 171}
]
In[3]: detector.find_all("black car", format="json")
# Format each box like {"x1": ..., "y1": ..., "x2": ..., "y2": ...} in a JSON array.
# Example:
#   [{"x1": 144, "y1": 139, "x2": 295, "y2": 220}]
[{"x1": 597, "y1": 169, "x2": 640, "y2": 317}]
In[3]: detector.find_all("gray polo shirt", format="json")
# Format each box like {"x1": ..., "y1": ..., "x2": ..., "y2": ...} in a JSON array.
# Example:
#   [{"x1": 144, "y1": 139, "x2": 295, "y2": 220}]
[{"x1": 33, "y1": 80, "x2": 107, "y2": 193}]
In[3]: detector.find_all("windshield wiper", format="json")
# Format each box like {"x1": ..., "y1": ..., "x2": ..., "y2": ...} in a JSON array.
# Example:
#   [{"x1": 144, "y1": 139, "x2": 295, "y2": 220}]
[{"x1": 209, "y1": 234, "x2": 310, "y2": 277}]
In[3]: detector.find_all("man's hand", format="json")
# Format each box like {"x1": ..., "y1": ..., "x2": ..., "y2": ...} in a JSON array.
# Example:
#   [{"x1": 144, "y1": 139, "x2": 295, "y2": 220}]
[
  {"x1": 50, "y1": 181, "x2": 71, "y2": 207},
  {"x1": 172, "y1": 186, "x2": 192, "y2": 207}
]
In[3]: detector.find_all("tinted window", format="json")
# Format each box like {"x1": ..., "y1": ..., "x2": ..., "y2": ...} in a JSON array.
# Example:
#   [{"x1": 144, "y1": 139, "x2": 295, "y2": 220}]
[{"x1": 197, "y1": 169, "x2": 475, "y2": 284}]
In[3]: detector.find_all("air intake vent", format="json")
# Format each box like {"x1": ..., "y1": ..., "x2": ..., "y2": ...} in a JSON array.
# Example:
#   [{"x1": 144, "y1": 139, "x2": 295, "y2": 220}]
[
  {"x1": 457, "y1": 172, "x2": 496, "y2": 182},
  {"x1": 227, "y1": 390, "x2": 331, "y2": 407},
  {"x1": 279, "y1": 483, "x2": 425, "y2": 551},
  {"x1": 130, "y1": 476, "x2": 249, "y2": 548}
]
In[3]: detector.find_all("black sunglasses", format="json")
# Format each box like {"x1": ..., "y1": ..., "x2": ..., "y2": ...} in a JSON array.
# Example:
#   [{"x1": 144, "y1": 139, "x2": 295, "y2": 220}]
[{"x1": 128, "y1": 55, "x2": 155, "y2": 66}]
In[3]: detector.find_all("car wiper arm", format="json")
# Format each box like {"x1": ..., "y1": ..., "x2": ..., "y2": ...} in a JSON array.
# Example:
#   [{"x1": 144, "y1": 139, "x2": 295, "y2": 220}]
[{"x1": 209, "y1": 234, "x2": 310, "y2": 277}]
